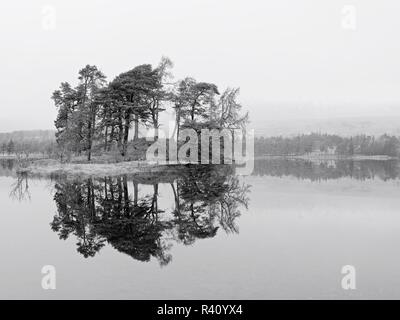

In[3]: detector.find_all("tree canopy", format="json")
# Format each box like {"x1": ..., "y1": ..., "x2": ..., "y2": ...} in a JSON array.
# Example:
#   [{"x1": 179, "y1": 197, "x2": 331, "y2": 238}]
[{"x1": 52, "y1": 58, "x2": 248, "y2": 161}]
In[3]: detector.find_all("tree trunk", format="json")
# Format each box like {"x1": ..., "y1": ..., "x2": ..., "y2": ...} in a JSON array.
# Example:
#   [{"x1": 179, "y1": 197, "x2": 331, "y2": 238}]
[
  {"x1": 122, "y1": 114, "x2": 130, "y2": 157},
  {"x1": 109, "y1": 125, "x2": 114, "y2": 152},
  {"x1": 87, "y1": 120, "x2": 92, "y2": 161},
  {"x1": 133, "y1": 181, "x2": 138, "y2": 207},
  {"x1": 153, "y1": 114, "x2": 159, "y2": 140},
  {"x1": 118, "y1": 112, "x2": 124, "y2": 155},
  {"x1": 176, "y1": 111, "x2": 181, "y2": 141},
  {"x1": 87, "y1": 107, "x2": 96, "y2": 162},
  {"x1": 104, "y1": 125, "x2": 108, "y2": 152},
  {"x1": 134, "y1": 113, "x2": 139, "y2": 140}
]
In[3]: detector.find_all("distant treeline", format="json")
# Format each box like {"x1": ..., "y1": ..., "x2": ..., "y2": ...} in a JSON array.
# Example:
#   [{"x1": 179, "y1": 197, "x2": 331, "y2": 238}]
[
  {"x1": 255, "y1": 133, "x2": 400, "y2": 157},
  {"x1": 0, "y1": 130, "x2": 56, "y2": 157},
  {"x1": 0, "y1": 130, "x2": 55, "y2": 142},
  {"x1": 52, "y1": 57, "x2": 248, "y2": 161}
]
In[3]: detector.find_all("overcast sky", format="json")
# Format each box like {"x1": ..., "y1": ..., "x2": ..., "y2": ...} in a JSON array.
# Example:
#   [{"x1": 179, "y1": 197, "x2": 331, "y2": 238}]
[{"x1": 1, "y1": 0, "x2": 400, "y2": 132}]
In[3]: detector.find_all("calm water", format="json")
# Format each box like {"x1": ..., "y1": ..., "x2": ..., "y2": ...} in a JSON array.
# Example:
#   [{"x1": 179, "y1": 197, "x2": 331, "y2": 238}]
[{"x1": 1, "y1": 158, "x2": 400, "y2": 299}]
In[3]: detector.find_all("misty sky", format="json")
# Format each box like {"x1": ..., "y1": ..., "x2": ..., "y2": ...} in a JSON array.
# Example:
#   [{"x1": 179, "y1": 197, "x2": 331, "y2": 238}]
[{"x1": 1, "y1": 0, "x2": 400, "y2": 132}]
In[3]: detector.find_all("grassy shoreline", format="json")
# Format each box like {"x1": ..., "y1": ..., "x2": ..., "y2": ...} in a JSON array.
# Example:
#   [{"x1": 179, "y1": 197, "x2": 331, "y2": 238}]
[
  {"x1": 17, "y1": 159, "x2": 176, "y2": 178},
  {"x1": 16, "y1": 158, "x2": 234, "y2": 179}
]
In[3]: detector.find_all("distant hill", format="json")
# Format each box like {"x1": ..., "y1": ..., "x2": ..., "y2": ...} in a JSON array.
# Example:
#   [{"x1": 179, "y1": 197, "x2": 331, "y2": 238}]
[
  {"x1": 0, "y1": 130, "x2": 55, "y2": 144},
  {"x1": 251, "y1": 116, "x2": 400, "y2": 138}
]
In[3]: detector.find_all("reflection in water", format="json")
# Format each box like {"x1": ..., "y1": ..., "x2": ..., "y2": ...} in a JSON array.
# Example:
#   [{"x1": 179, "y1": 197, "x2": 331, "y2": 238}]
[
  {"x1": 0, "y1": 159, "x2": 17, "y2": 177},
  {"x1": 253, "y1": 158, "x2": 400, "y2": 181},
  {"x1": 9, "y1": 172, "x2": 30, "y2": 201},
  {"x1": 49, "y1": 165, "x2": 250, "y2": 265},
  {"x1": 7, "y1": 158, "x2": 400, "y2": 267},
  {"x1": 4, "y1": 158, "x2": 400, "y2": 298}
]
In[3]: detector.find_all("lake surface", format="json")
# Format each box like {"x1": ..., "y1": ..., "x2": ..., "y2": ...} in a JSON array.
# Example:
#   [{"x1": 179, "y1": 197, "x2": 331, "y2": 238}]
[{"x1": 1, "y1": 158, "x2": 400, "y2": 299}]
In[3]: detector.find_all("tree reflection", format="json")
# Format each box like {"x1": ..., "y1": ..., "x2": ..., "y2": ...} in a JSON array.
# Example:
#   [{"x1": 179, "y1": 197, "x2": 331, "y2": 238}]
[
  {"x1": 253, "y1": 158, "x2": 400, "y2": 181},
  {"x1": 50, "y1": 165, "x2": 250, "y2": 265},
  {"x1": 9, "y1": 172, "x2": 31, "y2": 201},
  {"x1": 171, "y1": 166, "x2": 249, "y2": 245}
]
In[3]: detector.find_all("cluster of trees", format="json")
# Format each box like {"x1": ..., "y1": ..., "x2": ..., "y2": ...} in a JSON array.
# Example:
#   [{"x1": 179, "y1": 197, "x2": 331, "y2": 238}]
[
  {"x1": 255, "y1": 133, "x2": 400, "y2": 157},
  {"x1": 0, "y1": 130, "x2": 54, "y2": 142},
  {"x1": 1, "y1": 139, "x2": 56, "y2": 158},
  {"x1": 53, "y1": 57, "x2": 248, "y2": 161},
  {"x1": 0, "y1": 130, "x2": 56, "y2": 158},
  {"x1": 1, "y1": 140, "x2": 15, "y2": 155}
]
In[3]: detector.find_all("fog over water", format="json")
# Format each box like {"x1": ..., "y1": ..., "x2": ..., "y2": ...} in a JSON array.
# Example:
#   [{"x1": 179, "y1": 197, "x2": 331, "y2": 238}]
[{"x1": 1, "y1": 1, "x2": 400, "y2": 131}]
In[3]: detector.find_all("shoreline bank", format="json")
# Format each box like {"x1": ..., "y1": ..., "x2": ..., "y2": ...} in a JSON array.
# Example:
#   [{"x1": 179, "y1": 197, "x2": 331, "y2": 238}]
[
  {"x1": 16, "y1": 159, "x2": 234, "y2": 179},
  {"x1": 17, "y1": 159, "x2": 176, "y2": 178}
]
